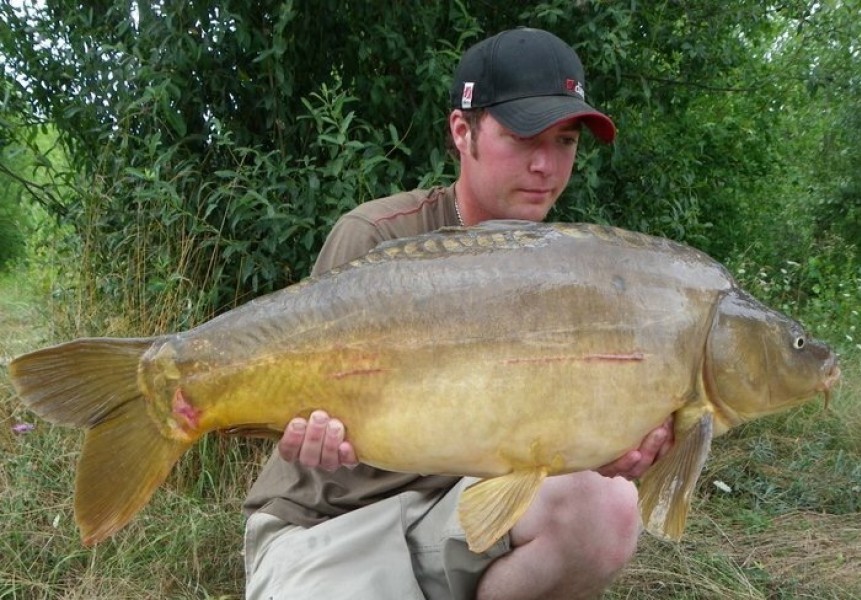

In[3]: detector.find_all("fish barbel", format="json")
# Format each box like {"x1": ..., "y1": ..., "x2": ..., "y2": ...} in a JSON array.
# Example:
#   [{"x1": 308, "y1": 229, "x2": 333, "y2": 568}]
[{"x1": 9, "y1": 221, "x2": 839, "y2": 551}]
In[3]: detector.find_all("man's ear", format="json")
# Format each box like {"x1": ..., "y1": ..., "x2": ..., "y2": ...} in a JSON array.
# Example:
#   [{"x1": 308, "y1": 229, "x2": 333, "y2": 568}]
[{"x1": 449, "y1": 110, "x2": 471, "y2": 157}]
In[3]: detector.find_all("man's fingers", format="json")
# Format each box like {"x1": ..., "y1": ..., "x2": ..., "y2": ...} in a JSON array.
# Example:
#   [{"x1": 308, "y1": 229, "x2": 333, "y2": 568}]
[
  {"x1": 338, "y1": 441, "x2": 359, "y2": 469},
  {"x1": 278, "y1": 417, "x2": 308, "y2": 462},
  {"x1": 655, "y1": 417, "x2": 674, "y2": 461},
  {"x1": 319, "y1": 419, "x2": 346, "y2": 471},
  {"x1": 278, "y1": 410, "x2": 358, "y2": 470},
  {"x1": 596, "y1": 450, "x2": 641, "y2": 479},
  {"x1": 595, "y1": 416, "x2": 676, "y2": 480},
  {"x1": 638, "y1": 424, "x2": 669, "y2": 465},
  {"x1": 297, "y1": 410, "x2": 330, "y2": 468},
  {"x1": 634, "y1": 417, "x2": 673, "y2": 472}
]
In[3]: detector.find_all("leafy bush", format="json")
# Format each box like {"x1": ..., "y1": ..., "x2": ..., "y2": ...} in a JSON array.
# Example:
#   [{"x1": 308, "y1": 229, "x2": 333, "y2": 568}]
[
  {"x1": 4, "y1": 0, "x2": 826, "y2": 332},
  {"x1": 58, "y1": 82, "x2": 417, "y2": 334},
  {"x1": 0, "y1": 197, "x2": 26, "y2": 271},
  {"x1": 0, "y1": 139, "x2": 29, "y2": 271}
]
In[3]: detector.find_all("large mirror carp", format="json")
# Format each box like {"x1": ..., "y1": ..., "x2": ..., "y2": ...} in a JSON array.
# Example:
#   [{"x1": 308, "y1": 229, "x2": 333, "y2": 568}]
[{"x1": 10, "y1": 221, "x2": 839, "y2": 552}]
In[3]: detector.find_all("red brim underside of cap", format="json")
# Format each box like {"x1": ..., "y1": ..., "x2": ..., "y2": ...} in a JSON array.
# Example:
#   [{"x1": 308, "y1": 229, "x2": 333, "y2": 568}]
[{"x1": 488, "y1": 96, "x2": 617, "y2": 143}]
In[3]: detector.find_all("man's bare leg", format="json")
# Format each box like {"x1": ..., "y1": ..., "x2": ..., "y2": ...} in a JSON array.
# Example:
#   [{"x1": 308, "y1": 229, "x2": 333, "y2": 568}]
[{"x1": 476, "y1": 471, "x2": 640, "y2": 600}]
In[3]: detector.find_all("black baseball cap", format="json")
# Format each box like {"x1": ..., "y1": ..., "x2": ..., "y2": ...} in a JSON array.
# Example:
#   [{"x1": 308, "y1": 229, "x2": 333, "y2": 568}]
[{"x1": 450, "y1": 28, "x2": 616, "y2": 143}]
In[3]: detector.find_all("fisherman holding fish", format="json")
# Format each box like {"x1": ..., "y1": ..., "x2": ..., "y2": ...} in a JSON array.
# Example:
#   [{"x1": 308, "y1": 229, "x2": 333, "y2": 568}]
[
  {"x1": 9, "y1": 24, "x2": 838, "y2": 600},
  {"x1": 244, "y1": 28, "x2": 674, "y2": 599}
]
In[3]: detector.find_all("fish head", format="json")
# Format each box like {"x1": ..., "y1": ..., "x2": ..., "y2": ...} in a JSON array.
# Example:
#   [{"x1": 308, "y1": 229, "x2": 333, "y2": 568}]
[{"x1": 704, "y1": 289, "x2": 840, "y2": 431}]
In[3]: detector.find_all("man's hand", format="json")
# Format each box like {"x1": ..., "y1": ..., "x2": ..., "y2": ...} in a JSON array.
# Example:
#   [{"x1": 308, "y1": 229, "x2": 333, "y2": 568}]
[
  {"x1": 595, "y1": 416, "x2": 674, "y2": 480},
  {"x1": 278, "y1": 410, "x2": 359, "y2": 471}
]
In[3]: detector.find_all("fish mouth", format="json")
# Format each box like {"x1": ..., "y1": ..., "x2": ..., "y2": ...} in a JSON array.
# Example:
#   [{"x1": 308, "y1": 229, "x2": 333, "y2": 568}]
[{"x1": 817, "y1": 362, "x2": 841, "y2": 409}]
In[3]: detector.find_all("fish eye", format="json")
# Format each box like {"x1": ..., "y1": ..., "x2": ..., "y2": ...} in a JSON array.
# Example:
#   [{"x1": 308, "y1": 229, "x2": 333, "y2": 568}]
[{"x1": 794, "y1": 336, "x2": 806, "y2": 350}]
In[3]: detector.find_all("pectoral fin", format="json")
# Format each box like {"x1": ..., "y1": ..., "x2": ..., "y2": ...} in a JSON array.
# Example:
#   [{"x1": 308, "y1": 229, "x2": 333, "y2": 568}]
[
  {"x1": 638, "y1": 410, "x2": 714, "y2": 541},
  {"x1": 458, "y1": 467, "x2": 548, "y2": 554}
]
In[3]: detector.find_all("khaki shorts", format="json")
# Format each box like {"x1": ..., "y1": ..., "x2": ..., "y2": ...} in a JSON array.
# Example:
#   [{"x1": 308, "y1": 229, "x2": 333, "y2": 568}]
[{"x1": 244, "y1": 477, "x2": 511, "y2": 600}]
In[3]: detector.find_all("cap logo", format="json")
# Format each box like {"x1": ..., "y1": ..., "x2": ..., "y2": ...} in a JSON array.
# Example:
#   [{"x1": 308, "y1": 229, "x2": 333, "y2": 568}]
[
  {"x1": 462, "y1": 82, "x2": 475, "y2": 109},
  {"x1": 566, "y1": 78, "x2": 585, "y2": 100}
]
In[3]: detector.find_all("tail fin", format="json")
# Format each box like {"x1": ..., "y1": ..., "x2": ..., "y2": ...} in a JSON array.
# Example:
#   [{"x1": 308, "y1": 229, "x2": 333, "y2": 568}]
[{"x1": 10, "y1": 338, "x2": 190, "y2": 545}]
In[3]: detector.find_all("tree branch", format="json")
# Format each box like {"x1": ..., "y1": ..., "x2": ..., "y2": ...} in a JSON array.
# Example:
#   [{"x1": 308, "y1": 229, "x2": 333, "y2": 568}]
[{"x1": 0, "y1": 161, "x2": 68, "y2": 218}]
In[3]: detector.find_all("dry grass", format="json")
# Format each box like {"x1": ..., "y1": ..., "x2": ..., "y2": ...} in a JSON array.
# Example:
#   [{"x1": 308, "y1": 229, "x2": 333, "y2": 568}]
[
  {"x1": 736, "y1": 512, "x2": 860, "y2": 591},
  {"x1": 612, "y1": 510, "x2": 861, "y2": 599}
]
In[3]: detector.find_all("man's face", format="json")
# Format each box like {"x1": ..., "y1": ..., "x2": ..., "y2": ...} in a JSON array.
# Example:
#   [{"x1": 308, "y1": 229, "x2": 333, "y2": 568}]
[{"x1": 452, "y1": 111, "x2": 580, "y2": 223}]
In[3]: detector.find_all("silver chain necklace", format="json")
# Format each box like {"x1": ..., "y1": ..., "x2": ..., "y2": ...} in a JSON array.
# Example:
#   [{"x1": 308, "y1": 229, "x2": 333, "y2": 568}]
[{"x1": 454, "y1": 188, "x2": 465, "y2": 226}]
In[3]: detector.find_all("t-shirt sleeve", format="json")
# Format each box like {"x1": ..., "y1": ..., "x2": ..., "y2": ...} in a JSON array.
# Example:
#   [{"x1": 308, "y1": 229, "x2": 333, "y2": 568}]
[{"x1": 311, "y1": 214, "x2": 385, "y2": 277}]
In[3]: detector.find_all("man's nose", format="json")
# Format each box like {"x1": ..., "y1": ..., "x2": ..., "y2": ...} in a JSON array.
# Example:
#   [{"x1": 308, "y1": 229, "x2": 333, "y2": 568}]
[{"x1": 529, "y1": 144, "x2": 554, "y2": 174}]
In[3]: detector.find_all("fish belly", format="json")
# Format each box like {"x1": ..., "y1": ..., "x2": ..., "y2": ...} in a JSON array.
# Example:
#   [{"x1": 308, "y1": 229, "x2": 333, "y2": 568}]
[{"x1": 321, "y1": 344, "x2": 690, "y2": 477}]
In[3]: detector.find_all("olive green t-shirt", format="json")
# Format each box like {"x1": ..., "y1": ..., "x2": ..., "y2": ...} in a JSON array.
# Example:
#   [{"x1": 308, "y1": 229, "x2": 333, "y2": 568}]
[{"x1": 243, "y1": 185, "x2": 462, "y2": 526}]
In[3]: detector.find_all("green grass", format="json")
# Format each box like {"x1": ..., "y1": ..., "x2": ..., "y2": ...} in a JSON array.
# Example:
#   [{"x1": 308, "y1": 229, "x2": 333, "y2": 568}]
[{"x1": 1, "y1": 266, "x2": 859, "y2": 599}]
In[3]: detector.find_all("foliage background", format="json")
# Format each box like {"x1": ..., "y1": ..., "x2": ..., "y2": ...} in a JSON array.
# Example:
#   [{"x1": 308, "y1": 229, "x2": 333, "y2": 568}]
[
  {"x1": 1, "y1": 0, "x2": 859, "y2": 598},
  {"x1": 1, "y1": 0, "x2": 855, "y2": 331}
]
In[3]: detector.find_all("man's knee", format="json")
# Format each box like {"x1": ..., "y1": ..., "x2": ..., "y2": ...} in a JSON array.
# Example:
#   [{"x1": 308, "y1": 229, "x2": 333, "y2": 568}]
[
  {"x1": 592, "y1": 476, "x2": 641, "y2": 574},
  {"x1": 535, "y1": 472, "x2": 641, "y2": 576}
]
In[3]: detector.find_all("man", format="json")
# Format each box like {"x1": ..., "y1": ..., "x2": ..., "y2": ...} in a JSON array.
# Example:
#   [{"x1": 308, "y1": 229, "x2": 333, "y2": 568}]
[{"x1": 244, "y1": 28, "x2": 673, "y2": 599}]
